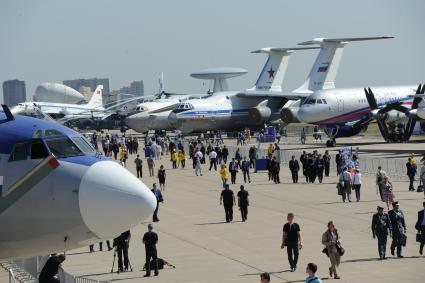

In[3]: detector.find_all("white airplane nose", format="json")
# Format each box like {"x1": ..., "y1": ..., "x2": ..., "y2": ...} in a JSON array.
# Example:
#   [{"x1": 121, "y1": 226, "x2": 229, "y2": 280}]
[{"x1": 78, "y1": 161, "x2": 156, "y2": 238}]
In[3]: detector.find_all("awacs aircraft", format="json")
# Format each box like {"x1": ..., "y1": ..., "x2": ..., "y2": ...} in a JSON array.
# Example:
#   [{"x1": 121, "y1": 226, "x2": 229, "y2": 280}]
[
  {"x1": 166, "y1": 36, "x2": 391, "y2": 134},
  {"x1": 0, "y1": 105, "x2": 156, "y2": 260},
  {"x1": 124, "y1": 68, "x2": 248, "y2": 133}
]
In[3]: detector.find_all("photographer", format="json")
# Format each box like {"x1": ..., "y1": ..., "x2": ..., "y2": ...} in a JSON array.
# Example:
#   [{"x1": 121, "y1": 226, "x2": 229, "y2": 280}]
[{"x1": 113, "y1": 230, "x2": 131, "y2": 272}]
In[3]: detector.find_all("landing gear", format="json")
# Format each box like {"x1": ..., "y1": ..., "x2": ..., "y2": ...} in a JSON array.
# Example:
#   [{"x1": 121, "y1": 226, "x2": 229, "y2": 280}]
[{"x1": 326, "y1": 139, "x2": 336, "y2": 147}]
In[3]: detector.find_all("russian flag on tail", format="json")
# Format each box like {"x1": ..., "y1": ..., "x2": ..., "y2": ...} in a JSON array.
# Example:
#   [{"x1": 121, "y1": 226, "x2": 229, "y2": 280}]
[{"x1": 317, "y1": 63, "x2": 330, "y2": 73}]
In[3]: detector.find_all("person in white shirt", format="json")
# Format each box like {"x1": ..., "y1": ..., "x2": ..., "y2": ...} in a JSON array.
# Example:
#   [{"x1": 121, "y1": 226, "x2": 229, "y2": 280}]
[
  {"x1": 209, "y1": 149, "x2": 218, "y2": 171},
  {"x1": 338, "y1": 167, "x2": 352, "y2": 202},
  {"x1": 352, "y1": 169, "x2": 362, "y2": 202},
  {"x1": 195, "y1": 150, "x2": 203, "y2": 176}
]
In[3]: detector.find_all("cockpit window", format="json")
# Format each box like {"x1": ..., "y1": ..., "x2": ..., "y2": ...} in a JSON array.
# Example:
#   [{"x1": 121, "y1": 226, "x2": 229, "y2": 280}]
[
  {"x1": 32, "y1": 130, "x2": 43, "y2": 138},
  {"x1": 45, "y1": 129, "x2": 64, "y2": 136},
  {"x1": 71, "y1": 137, "x2": 96, "y2": 154},
  {"x1": 9, "y1": 143, "x2": 29, "y2": 162},
  {"x1": 31, "y1": 140, "x2": 49, "y2": 159},
  {"x1": 45, "y1": 137, "x2": 83, "y2": 158},
  {"x1": 317, "y1": 99, "x2": 323, "y2": 104},
  {"x1": 322, "y1": 99, "x2": 327, "y2": 104}
]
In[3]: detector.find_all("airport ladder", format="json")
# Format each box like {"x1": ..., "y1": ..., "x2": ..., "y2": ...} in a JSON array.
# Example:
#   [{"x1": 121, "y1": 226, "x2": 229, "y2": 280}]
[{"x1": 0, "y1": 261, "x2": 37, "y2": 283}]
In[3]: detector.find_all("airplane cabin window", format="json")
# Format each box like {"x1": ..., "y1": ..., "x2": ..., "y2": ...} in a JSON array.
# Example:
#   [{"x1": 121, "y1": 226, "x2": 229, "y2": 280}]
[
  {"x1": 71, "y1": 137, "x2": 96, "y2": 154},
  {"x1": 45, "y1": 137, "x2": 83, "y2": 158},
  {"x1": 45, "y1": 129, "x2": 64, "y2": 136},
  {"x1": 9, "y1": 143, "x2": 29, "y2": 162},
  {"x1": 322, "y1": 99, "x2": 327, "y2": 104},
  {"x1": 31, "y1": 140, "x2": 49, "y2": 159}
]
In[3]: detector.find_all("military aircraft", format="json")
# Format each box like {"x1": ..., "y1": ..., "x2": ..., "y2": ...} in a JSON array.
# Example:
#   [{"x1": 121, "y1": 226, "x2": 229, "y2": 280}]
[{"x1": 0, "y1": 105, "x2": 156, "y2": 260}]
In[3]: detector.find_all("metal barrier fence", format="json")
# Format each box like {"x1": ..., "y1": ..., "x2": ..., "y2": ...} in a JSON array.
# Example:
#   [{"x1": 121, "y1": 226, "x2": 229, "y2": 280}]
[{"x1": 1, "y1": 256, "x2": 111, "y2": 283}]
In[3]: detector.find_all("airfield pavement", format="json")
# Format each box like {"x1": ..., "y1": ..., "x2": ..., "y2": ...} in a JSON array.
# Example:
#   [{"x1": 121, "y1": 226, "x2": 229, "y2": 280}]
[
  {"x1": 56, "y1": 135, "x2": 424, "y2": 283},
  {"x1": 2, "y1": 136, "x2": 424, "y2": 283}
]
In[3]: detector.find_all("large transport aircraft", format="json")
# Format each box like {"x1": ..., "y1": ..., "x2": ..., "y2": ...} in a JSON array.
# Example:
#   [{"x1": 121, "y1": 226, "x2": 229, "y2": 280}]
[
  {"x1": 167, "y1": 36, "x2": 391, "y2": 134},
  {"x1": 124, "y1": 67, "x2": 249, "y2": 133},
  {"x1": 0, "y1": 105, "x2": 156, "y2": 260}
]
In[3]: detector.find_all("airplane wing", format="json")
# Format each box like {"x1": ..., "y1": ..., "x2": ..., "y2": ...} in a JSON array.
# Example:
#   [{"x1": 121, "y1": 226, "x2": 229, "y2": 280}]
[
  {"x1": 148, "y1": 103, "x2": 181, "y2": 114},
  {"x1": 236, "y1": 91, "x2": 310, "y2": 100}
]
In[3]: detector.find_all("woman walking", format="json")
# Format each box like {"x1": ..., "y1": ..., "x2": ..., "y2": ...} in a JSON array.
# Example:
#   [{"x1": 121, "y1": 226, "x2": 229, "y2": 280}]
[
  {"x1": 322, "y1": 221, "x2": 342, "y2": 280},
  {"x1": 157, "y1": 165, "x2": 166, "y2": 192},
  {"x1": 178, "y1": 149, "x2": 186, "y2": 169},
  {"x1": 382, "y1": 176, "x2": 395, "y2": 210}
]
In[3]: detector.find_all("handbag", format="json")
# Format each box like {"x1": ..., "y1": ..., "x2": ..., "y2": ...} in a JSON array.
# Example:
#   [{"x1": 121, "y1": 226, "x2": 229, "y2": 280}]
[
  {"x1": 401, "y1": 235, "x2": 407, "y2": 247},
  {"x1": 336, "y1": 242, "x2": 345, "y2": 256},
  {"x1": 417, "y1": 185, "x2": 424, "y2": 193},
  {"x1": 416, "y1": 233, "x2": 422, "y2": 243},
  {"x1": 322, "y1": 247, "x2": 329, "y2": 257}
]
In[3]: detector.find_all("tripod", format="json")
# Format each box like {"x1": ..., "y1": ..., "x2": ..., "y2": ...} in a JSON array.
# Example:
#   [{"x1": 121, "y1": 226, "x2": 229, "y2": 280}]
[{"x1": 110, "y1": 248, "x2": 133, "y2": 273}]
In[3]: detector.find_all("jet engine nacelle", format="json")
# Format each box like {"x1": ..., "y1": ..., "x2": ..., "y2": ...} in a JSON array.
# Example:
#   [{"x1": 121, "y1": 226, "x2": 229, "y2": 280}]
[
  {"x1": 416, "y1": 108, "x2": 425, "y2": 120},
  {"x1": 248, "y1": 106, "x2": 271, "y2": 124},
  {"x1": 280, "y1": 107, "x2": 300, "y2": 124}
]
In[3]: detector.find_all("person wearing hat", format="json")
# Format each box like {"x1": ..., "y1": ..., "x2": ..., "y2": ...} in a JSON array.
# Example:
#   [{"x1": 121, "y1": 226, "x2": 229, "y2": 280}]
[
  {"x1": 143, "y1": 224, "x2": 159, "y2": 277},
  {"x1": 414, "y1": 201, "x2": 425, "y2": 255},
  {"x1": 388, "y1": 201, "x2": 406, "y2": 258},
  {"x1": 372, "y1": 204, "x2": 392, "y2": 259}
]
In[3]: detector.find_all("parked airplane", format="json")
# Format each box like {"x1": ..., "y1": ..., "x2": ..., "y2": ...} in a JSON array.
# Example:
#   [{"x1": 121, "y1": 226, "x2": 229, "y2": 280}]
[
  {"x1": 167, "y1": 36, "x2": 391, "y2": 134},
  {"x1": 125, "y1": 68, "x2": 247, "y2": 133},
  {"x1": 12, "y1": 85, "x2": 105, "y2": 120},
  {"x1": 0, "y1": 105, "x2": 156, "y2": 260}
]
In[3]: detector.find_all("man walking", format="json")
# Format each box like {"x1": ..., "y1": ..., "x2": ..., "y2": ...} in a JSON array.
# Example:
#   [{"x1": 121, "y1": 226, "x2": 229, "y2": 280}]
[
  {"x1": 220, "y1": 184, "x2": 235, "y2": 222},
  {"x1": 143, "y1": 224, "x2": 159, "y2": 277},
  {"x1": 281, "y1": 213, "x2": 302, "y2": 272},
  {"x1": 339, "y1": 167, "x2": 352, "y2": 202},
  {"x1": 316, "y1": 154, "x2": 325, "y2": 183},
  {"x1": 352, "y1": 169, "x2": 362, "y2": 202},
  {"x1": 241, "y1": 156, "x2": 251, "y2": 183},
  {"x1": 229, "y1": 158, "x2": 239, "y2": 184},
  {"x1": 134, "y1": 154, "x2": 143, "y2": 178},
  {"x1": 237, "y1": 185, "x2": 249, "y2": 221},
  {"x1": 151, "y1": 183, "x2": 163, "y2": 222},
  {"x1": 289, "y1": 155, "x2": 300, "y2": 183},
  {"x1": 415, "y1": 201, "x2": 425, "y2": 255},
  {"x1": 222, "y1": 145, "x2": 229, "y2": 164},
  {"x1": 195, "y1": 149, "x2": 203, "y2": 176},
  {"x1": 323, "y1": 150, "x2": 331, "y2": 177},
  {"x1": 38, "y1": 254, "x2": 66, "y2": 283},
  {"x1": 209, "y1": 148, "x2": 218, "y2": 171},
  {"x1": 147, "y1": 155, "x2": 155, "y2": 177},
  {"x1": 406, "y1": 157, "x2": 417, "y2": 191},
  {"x1": 388, "y1": 201, "x2": 406, "y2": 258},
  {"x1": 376, "y1": 166, "x2": 386, "y2": 201},
  {"x1": 372, "y1": 204, "x2": 392, "y2": 259},
  {"x1": 271, "y1": 156, "x2": 281, "y2": 184}
]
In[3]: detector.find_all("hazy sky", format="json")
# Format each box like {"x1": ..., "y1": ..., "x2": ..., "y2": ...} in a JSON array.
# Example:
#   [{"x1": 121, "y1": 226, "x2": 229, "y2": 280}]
[{"x1": 1, "y1": 0, "x2": 424, "y2": 102}]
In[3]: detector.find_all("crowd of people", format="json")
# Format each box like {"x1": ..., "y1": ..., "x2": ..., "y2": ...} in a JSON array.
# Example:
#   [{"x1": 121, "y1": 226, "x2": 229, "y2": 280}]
[{"x1": 72, "y1": 130, "x2": 425, "y2": 283}]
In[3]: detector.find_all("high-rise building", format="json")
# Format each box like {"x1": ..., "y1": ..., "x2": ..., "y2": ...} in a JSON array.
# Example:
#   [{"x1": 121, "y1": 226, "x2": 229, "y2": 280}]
[
  {"x1": 119, "y1": 80, "x2": 144, "y2": 96},
  {"x1": 3, "y1": 80, "x2": 26, "y2": 106},
  {"x1": 63, "y1": 78, "x2": 110, "y2": 95}
]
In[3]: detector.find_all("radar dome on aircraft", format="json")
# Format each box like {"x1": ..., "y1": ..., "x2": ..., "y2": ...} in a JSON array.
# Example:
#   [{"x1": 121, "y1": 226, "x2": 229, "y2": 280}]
[
  {"x1": 34, "y1": 82, "x2": 85, "y2": 104},
  {"x1": 190, "y1": 67, "x2": 248, "y2": 93}
]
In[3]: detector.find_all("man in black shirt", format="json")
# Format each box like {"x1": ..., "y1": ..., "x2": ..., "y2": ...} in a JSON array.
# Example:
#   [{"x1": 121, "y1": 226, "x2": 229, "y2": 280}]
[
  {"x1": 237, "y1": 185, "x2": 249, "y2": 221},
  {"x1": 143, "y1": 224, "x2": 159, "y2": 277},
  {"x1": 220, "y1": 184, "x2": 235, "y2": 222},
  {"x1": 281, "y1": 213, "x2": 302, "y2": 272},
  {"x1": 38, "y1": 254, "x2": 66, "y2": 283}
]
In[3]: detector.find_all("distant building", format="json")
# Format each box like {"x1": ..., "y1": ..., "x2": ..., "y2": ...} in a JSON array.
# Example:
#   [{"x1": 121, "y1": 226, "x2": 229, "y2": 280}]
[
  {"x1": 63, "y1": 78, "x2": 110, "y2": 94},
  {"x1": 3, "y1": 79, "x2": 26, "y2": 106},
  {"x1": 119, "y1": 80, "x2": 144, "y2": 96}
]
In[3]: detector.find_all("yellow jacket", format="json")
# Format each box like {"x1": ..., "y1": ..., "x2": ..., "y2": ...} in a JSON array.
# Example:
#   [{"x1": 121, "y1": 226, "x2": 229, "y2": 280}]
[
  {"x1": 171, "y1": 151, "x2": 177, "y2": 161},
  {"x1": 178, "y1": 151, "x2": 186, "y2": 161},
  {"x1": 220, "y1": 168, "x2": 230, "y2": 180}
]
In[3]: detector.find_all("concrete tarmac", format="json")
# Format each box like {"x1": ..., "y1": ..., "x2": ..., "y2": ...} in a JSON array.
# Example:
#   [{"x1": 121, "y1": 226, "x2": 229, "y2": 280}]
[{"x1": 59, "y1": 140, "x2": 424, "y2": 282}]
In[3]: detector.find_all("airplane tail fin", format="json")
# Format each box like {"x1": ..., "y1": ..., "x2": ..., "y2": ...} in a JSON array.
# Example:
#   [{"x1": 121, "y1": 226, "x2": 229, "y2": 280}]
[
  {"x1": 87, "y1": 85, "x2": 103, "y2": 107},
  {"x1": 294, "y1": 36, "x2": 393, "y2": 93},
  {"x1": 250, "y1": 47, "x2": 319, "y2": 92}
]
